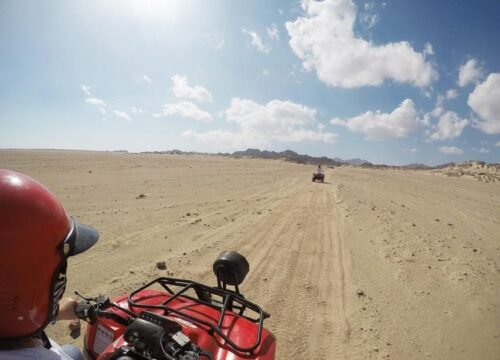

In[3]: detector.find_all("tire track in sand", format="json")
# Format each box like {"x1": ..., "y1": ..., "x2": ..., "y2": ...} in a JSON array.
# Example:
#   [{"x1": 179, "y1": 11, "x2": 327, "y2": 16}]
[{"x1": 226, "y1": 179, "x2": 351, "y2": 359}]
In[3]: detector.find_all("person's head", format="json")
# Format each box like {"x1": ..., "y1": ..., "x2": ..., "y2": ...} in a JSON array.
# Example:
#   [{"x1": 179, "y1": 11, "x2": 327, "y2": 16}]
[{"x1": 0, "y1": 169, "x2": 99, "y2": 339}]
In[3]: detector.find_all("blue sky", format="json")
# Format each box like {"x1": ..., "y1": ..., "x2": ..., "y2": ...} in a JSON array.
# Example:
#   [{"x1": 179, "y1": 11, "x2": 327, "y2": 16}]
[{"x1": 0, "y1": 0, "x2": 499, "y2": 165}]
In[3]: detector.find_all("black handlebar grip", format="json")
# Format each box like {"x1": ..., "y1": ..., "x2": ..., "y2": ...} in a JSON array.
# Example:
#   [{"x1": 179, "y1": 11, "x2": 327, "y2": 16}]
[{"x1": 75, "y1": 303, "x2": 97, "y2": 324}]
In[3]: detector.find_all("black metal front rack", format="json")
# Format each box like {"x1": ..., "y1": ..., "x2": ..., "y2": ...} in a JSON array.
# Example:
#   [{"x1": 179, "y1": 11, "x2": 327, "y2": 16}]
[{"x1": 127, "y1": 277, "x2": 270, "y2": 354}]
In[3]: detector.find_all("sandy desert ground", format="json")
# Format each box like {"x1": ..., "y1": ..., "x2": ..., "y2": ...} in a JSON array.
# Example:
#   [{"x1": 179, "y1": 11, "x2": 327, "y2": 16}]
[{"x1": 1, "y1": 150, "x2": 499, "y2": 360}]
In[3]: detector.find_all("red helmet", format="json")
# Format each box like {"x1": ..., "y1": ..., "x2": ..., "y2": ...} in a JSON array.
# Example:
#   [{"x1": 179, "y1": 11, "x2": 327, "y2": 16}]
[{"x1": 0, "y1": 169, "x2": 99, "y2": 339}]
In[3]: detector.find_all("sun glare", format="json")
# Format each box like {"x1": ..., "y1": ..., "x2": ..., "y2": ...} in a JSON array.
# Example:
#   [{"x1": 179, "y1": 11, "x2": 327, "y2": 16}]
[{"x1": 122, "y1": 0, "x2": 184, "y2": 23}]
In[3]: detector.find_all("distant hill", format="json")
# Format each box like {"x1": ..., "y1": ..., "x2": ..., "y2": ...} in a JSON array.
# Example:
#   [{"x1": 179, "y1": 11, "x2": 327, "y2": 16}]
[
  {"x1": 140, "y1": 149, "x2": 496, "y2": 170},
  {"x1": 344, "y1": 158, "x2": 370, "y2": 166},
  {"x1": 404, "y1": 163, "x2": 432, "y2": 169},
  {"x1": 231, "y1": 148, "x2": 369, "y2": 167},
  {"x1": 431, "y1": 160, "x2": 500, "y2": 182}
]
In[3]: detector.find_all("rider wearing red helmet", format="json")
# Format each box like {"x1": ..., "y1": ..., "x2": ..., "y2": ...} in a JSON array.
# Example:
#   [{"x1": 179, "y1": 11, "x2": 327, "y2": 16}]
[{"x1": 0, "y1": 169, "x2": 99, "y2": 359}]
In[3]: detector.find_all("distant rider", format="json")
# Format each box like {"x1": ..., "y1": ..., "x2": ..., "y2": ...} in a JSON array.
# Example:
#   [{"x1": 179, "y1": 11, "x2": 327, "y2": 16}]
[
  {"x1": 316, "y1": 164, "x2": 323, "y2": 174},
  {"x1": 0, "y1": 169, "x2": 100, "y2": 360}
]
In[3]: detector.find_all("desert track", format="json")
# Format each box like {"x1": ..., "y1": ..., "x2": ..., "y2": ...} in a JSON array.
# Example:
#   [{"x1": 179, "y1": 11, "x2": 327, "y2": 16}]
[{"x1": 1, "y1": 150, "x2": 499, "y2": 359}]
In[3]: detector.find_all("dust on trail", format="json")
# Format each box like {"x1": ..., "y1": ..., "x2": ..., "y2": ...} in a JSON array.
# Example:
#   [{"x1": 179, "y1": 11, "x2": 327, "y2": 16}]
[{"x1": 1, "y1": 150, "x2": 499, "y2": 360}]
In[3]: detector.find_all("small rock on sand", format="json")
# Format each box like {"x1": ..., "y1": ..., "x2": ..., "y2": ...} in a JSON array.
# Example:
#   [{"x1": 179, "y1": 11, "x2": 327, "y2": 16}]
[{"x1": 156, "y1": 261, "x2": 167, "y2": 270}]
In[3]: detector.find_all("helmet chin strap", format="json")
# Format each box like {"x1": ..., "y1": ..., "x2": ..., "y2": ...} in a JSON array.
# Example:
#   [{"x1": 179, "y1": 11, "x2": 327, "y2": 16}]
[{"x1": 50, "y1": 260, "x2": 68, "y2": 324}]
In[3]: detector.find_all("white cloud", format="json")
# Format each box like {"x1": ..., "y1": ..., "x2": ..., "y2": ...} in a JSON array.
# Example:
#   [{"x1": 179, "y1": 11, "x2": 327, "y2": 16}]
[
  {"x1": 446, "y1": 89, "x2": 458, "y2": 99},
  {"x1": 423, "y1": 43, "x2": 434, "y2": 56},
  {"x1": 330, "y1": 99, "x2": 420, "y2": 140},
  {"x1": 171, "y1": 75, "x2": 213, "y2": 103},
  {"x1": 422, "y1": 113, "x2": 432, "y2": 127},
  {"x1": 131, "y1": 106, "x2": 145, "y2": 114},
  {"x1": 429, "y1": 111, "x2": 469, "y2": 141},
  {"x1": 242, "y1": 29, "x2": 271, "y2": 54},
  {"x1": 359, "y1": 1, "x2": 379, "y2": 29},
  {"x1": 431, "y1": 94, "x2": 445, "y2": 117},
  {"x1": 204, "y1": 33, "x2": 225, "y2": 50},
  {"x1": 290, "y1": 64, "x2": 304, "y2": 84},
  {"x1": 274, "y1": 129, "x2": 337, "y2": 143},
  {"x1": 458, "y1": 58, "x2": 483, "y2": 87},
  {"x1": 427, "y1": 93, "x2": 466, "y2": 138},
  {"x1": 113, "y1": 110, "x2": 131, "y2": 122},
  {"x1": 85, "y1": 97, "x2": 106, "y2": 106},
  {"x1": 267, "y1": 23, "x2": 280, "y2": 41},
  {"x1": 360, "y1": 13, "x2": 379, "y2": 29},
  {"x1": 468, "y1": 73, "x2": 500, "y2": 134},
  {"x1": 286, "y1": 0, "x2": 437, "y2": 88},
  {"x1": 183, "y1": 98, "x2": 337, "y2": 148},
  {"x1": 364, "y1": 2, "x2": 375, "y2": 11},
  {"x1": 143, "y1": 75, "x2": 152, "y2": 83},
  {"x1": 422, "y1": 89, "x2": 433, "y2": 99},
  {"x1": 160, "y1": 101, "x2": 213, "y2": 122},
  {"x1": 262, "y1": 69, "x2": 270, "y2": 76},
  {"x1": 439, "y1": 146, "x2": 463, "y2": 155},
  {"x1": 479, "y1": 147, "x2": 490, "y2": 154},
  {"x1": 226, "y1": 98, "x2": 314, "y2": 130},
  {"x1": 80, "y1": 84, "x2": 92, "y2": 96}
]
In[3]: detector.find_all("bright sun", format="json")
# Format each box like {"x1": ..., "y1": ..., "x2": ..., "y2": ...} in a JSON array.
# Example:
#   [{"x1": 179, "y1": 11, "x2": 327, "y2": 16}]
[{"x1": 120, "y1": 0, "x2": 184, "y2": 23}]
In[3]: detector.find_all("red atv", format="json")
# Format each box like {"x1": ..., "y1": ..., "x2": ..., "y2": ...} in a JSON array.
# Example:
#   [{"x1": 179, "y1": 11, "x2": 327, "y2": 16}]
[{"x1": 75, "y1": 251, "x2": 275, "y2": 360}]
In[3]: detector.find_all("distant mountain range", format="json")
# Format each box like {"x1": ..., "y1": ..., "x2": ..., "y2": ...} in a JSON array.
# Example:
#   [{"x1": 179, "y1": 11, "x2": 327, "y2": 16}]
[
  {"x1": 141, "y1": 149, "x2": 497, "y2": 169},
  {"x1": 229, "y1": 148, "x2": 368, "y2": 166},
  {"x1": 143, "y1": 148, "x2": 367, "y2": 166}
]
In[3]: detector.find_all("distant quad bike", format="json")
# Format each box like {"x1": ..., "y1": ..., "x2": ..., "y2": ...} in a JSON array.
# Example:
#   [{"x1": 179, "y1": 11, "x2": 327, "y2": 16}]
[
  {"x1": 312, "y1": 173, "x2": 325, "y2": 183},
  {"x1": 76, "y1": 251, "x2": 275, "y2": 360}
]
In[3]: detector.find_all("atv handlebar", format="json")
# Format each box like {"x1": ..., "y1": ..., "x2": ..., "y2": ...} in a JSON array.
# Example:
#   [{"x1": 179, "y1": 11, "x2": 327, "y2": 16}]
[
  {"x1": 74, "y1": 292, "x2": 133, "y2": 327},
  {"x1": 74, "y1": 302, "x2": 97, "y2": 323},
  {"x1": 74, "y1": 291, "x2": 212, "y2": 360},
  {"x1": 74, "y1": 273, "x2": 271, "y2": 356}
]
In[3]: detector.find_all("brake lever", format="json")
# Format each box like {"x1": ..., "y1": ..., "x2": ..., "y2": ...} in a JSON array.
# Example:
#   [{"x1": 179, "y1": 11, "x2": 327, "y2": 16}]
[
  {"x1": 75, "y1": 291, "x2": 110, "y2": 305},
  {"x1": 74, "y1": 291, "x2": 132, "y2": 326},
  {"x1": 74, "y1": 290, "x2": 98, "y2": 302}
]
